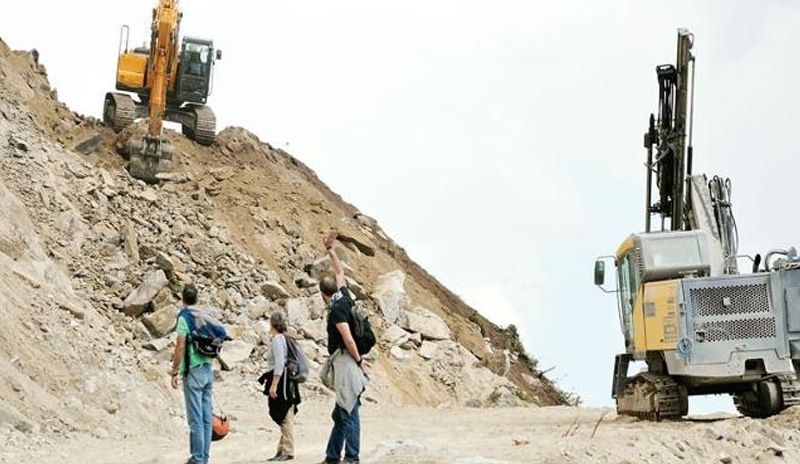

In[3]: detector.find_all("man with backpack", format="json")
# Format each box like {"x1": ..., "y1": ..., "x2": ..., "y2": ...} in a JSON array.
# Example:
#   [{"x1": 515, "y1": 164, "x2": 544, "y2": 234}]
[
  {"x1": 318, "y1": 231, "x2": 370, "y2": 464},
  {"x1": 170, "y1": 283, "x2": 217, "y2": 464}
]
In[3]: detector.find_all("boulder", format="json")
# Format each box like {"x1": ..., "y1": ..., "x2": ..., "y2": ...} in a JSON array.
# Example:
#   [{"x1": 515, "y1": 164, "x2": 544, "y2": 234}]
[
  {"x1": 294, "y1": 273, "x2": 318, "y2": 289},
  {"x1": 300, "y1": 319, "x2": 327, "y2": 343},
  {"x1": 218, "y1": 340, "x2": 255, "y2": 370},
  {"x1": 306, "y1": 296, "x2": 326, "y2": 320},
  {"x1": 346, "y1": 277, "x2": 367, "y2": 300},
  {"x1": 400, "y1": 340, "x2": 417, "y2": 350},
  {"x1": 122, "y1": 222, "x2": 139, "y2": 263},
  {"x1": 337, "y1": 233, "x2": 376, "y2": 257},
  {"x1": 142, "y1": 338, "x2": 171, "y2": 352},
  {"x1": 73, "y1": 134, "x2": 103, "y2": 155},
  {"x1": 131, "y1": 321, "x2": 151, "y2": 341},
  {"x1": 142, "y1": 305, "x2": 179, "y2": 338},
  {"x1": 239, "y1": 330, "x2": 261, "y2": 346},
  {"x1": 226, "y1": 325, "x2": 247, "y2": 340},
  {"x1": 296, "y1": 339, "x2": 322, "y2": 363},
  {"x1": 372, "y1": 270, "x2": 408, "y2": 324},
  {"x1": 139, "y1": 188, "x2": 158, "y2": 204},
  {"x1": 486, "y1": 385, "x2": 524, "y2": 407},
  {"x1": 246, "y1": 296, "x2": 272, "y2": 320},
  {"x1": 55, "y1": 211, "x2": 80, "y2": 234},
  {"x1": 306, "y1": 255, "x2": 356, "y2": 281},
  {"x1": 261, "y1": 281, "x2": 290, "y2": 300},
  {"x1": 155, "y1": 251, "x2": 176, "y2": 278},
  {"x1": 253, "y1": 320, "x2": 272, "y2": 345},
  {"x1": 93, "y1": 222, "x2": 119, "y2": 244},
  {"x1": 285, "y1": 298, "x2": 310, "y2": 326},
  {"x1": 152, "y1": 287, "x2": 175, "y2": 310},
  {"x1": 399, "y1": 307, "x2": 451, "y2": 341},
  {"x1": 155, "y1": 171, "x2": 189, "y2": 183},
  {"x1": 382, "y1": 325, "x2": 410, "y2": 346},
  {"x1": 122, "y1": 270, "x2": 168, "y2": 317},
  {"x1": 105, "y1": 252, "x2": 130, "y2": 271},
  {"x1": 390, "y1": 345, "x2": 413, "y2": 362},
  {"x1": 419, "y1": 341, "x2": 439, "y2": 360}
]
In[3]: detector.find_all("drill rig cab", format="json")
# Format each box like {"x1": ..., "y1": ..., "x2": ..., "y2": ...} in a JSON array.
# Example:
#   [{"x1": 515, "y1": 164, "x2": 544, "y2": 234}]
[
  {"x1": 103, "y1": 0, "x2": 221, "y2": 182},
  {"x1": 595, "y1": 29, "x2": 800, "y2": 420}
]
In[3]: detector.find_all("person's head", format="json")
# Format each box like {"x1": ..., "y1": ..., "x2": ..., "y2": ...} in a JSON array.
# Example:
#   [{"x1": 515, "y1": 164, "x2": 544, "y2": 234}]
[
  {"x1": 270, "y1": 311, "x2": 288, "y2": 334},
  {"x1": 319, "y1": 275, "x2": 337, "y2": 304},
  {"x1": 182, "y1": 283, "x2": 198, "y2": 306}
]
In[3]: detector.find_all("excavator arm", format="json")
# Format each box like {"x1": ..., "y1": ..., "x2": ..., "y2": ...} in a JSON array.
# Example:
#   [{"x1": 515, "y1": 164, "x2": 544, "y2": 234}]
[
  {"x1": 120, "y1": 0, "x2": 183, "y2": 181},
  {"x1": 146, "y1": 0, "x2": 181, "y2": 141},
  {"x1": 131, "y1": 0, "x2": 181, "y2": 171}
]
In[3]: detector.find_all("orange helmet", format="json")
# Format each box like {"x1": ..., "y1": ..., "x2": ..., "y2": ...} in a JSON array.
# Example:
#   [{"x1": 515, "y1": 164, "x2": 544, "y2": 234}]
[{"x1": 212, "y1": 413, "x2": 230, "y2": 441}]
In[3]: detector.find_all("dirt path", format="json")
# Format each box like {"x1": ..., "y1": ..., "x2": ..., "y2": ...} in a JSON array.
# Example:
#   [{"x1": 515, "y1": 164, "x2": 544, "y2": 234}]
[{"x1": 4, "y1": 379, "x2": 799, "y2": 464}]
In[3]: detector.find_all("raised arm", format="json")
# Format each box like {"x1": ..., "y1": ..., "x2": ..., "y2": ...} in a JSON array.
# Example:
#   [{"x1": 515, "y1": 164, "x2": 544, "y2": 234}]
[{"x1": 324, "y1": 230, "x2": 346, "y2": 288}]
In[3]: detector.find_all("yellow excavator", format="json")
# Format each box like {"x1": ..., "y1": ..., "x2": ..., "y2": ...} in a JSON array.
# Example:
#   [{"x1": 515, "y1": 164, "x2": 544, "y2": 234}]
[
  {"x1": 103, "y1": 0, "x2": 221, "y2": 182},
  {"x1": 595, "y1": 29, "x2": 800, "y2": 420}
]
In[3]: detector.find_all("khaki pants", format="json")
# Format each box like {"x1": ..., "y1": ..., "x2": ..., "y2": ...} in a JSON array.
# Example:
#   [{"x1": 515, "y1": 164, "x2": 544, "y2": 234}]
[{"x1": 278, "y1": 408, "x2": 295, "y2": 456}]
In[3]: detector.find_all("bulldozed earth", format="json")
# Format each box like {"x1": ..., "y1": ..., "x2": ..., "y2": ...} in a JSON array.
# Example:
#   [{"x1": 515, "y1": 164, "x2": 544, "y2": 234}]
[{"x1": 2, "y1": 38, "x2": 800, "y2": 464}]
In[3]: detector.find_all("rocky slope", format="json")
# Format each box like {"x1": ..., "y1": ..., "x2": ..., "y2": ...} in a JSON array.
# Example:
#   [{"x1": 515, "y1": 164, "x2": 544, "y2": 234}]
[{"x1": 0, "y1": 36, "x2": 568, "y2": 451}]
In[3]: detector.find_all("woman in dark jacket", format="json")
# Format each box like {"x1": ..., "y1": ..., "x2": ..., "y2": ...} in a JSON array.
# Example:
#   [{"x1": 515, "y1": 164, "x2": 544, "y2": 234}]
[{"x1": 260, "y1": 311, "x2": 301, "y2": 461}]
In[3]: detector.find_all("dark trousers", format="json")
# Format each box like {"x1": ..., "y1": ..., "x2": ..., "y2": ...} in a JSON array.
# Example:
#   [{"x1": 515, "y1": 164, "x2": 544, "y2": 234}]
[{"x1": 324, "y1": 399, "x2": 361, "y2": 462}]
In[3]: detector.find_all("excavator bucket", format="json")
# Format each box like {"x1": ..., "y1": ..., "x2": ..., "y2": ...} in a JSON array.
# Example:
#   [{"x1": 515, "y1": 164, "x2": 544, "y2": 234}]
[{"x1": 127, "y1": 135, "x2": 174, "y2": 183}]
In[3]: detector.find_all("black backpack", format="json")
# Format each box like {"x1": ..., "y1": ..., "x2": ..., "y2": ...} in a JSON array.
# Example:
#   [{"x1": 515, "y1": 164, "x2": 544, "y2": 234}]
[
  {"x1": 332, "y1": 289, "x2": 376, "y2": 355},
  {"x1": 350, "y1": 304, "x2": 376, "y2": 355}
]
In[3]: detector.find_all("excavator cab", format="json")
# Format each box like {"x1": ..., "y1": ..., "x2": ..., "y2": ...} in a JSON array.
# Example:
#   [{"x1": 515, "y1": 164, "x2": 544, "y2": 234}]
[{"x1": 175, "y1": 37, "x2": 219, "y2": 105}]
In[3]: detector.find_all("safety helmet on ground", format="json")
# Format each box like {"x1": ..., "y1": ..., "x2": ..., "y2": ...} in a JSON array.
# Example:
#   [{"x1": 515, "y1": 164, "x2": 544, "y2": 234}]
[{"x1": 212, "y1": 413, "x2": 229, "y2": 441}]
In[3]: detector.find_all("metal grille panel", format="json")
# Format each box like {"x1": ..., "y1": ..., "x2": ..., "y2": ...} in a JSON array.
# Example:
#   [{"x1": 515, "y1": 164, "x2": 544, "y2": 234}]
[
  {"x1": 689, "y1": 283, "x2": 770, "y2": 317},
  {"x1": 697, "y1": 317, "x2": 776, "y2": 342},
  {"x1": 634, "y1": 248, "x2": 644, "y2": 281}
]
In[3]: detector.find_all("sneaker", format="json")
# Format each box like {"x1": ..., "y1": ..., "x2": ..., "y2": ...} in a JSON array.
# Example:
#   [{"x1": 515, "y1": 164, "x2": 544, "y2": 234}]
[
  {"x1": 317, "y1": 460, "x2": 340, "y2": 464},
  {"x1": 268, "y1": 455, "x2": 294, "y2": 461}
]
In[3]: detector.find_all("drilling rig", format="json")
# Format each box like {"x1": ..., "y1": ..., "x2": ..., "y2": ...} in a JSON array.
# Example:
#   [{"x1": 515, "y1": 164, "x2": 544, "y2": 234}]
[{"x1": 595, "y1": 29, "x2": 800, "y2": 420}]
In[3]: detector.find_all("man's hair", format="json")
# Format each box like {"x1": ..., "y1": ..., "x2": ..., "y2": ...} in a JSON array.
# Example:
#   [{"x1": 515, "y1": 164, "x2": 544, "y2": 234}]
[
  {"x1": 182, "y1": 283, "x2": 198, "y2": 306},
  {"x1": 270, "y1": 311, "x2": 288, "y2": 333},
  {"x1": 319, "y1": 275, "x2": 337, "y2": 297}
]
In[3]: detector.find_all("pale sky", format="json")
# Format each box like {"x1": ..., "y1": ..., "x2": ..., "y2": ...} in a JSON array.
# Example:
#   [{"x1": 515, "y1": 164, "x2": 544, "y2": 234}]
[{"x1": 3, "y1": 1, "x2": 800, "y2": 412}]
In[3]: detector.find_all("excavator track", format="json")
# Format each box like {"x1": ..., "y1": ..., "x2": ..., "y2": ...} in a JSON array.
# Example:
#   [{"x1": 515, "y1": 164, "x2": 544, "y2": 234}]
[
  {"x1": 103, "y1": 93, "x2": 136, "y2": 133},
  {"x1": 616, "y1": 372, "x2": 688, "y2": 421},
  {"x1": 780, "y1": 374, "x2": 800, "y2": 408},
  {"x1": 733, "y1": 374, "x2": 800, "y2": 418},
  {"x1": 182, "y1": 105, "x2": 216, "y2": 146}
]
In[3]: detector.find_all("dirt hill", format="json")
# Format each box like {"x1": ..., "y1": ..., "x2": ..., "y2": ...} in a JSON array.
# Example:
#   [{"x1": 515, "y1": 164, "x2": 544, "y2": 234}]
[{"x1": 0, "y1": 36, "x2": 570, "y2": 451}]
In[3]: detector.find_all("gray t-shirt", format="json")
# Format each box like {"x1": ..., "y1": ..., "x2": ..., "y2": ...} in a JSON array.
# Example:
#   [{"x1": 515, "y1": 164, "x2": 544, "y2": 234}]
[{"x1": 265, "y1": 333, "x2": 287, "y2": 375}]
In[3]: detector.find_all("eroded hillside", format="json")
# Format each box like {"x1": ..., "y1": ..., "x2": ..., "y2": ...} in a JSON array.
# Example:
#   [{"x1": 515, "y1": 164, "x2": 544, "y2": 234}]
[{"x1": 0, "y1": 37, "x2": 568, "y2": 451}]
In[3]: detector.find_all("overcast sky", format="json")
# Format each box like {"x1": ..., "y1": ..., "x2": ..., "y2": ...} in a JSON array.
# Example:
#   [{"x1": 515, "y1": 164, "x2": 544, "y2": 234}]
[{"x1": 3, "y1": 1, "x2": 800, "y2": 413}]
